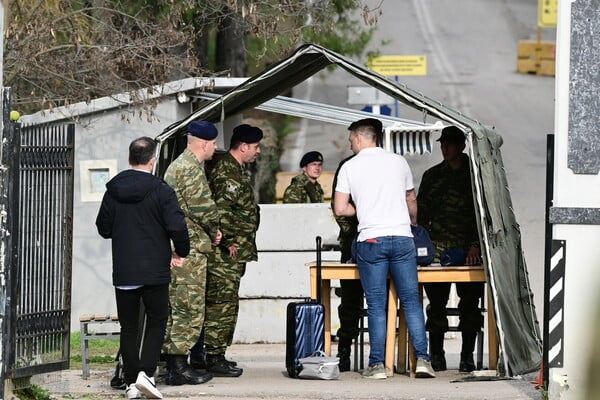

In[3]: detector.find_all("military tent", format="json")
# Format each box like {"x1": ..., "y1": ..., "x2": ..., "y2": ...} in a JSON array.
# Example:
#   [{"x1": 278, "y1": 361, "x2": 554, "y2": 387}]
[{"x1": 154, "y1": 43, "x2": 542, "y2": 376}]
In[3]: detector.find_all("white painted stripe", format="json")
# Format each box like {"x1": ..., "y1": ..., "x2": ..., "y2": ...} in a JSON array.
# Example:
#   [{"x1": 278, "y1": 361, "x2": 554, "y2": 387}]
[
  {"x1": 549, "y1": 310, "x2": 562, "y2": 332},
  {"x1": 549, "y1": 339, "x2": 562, "y2": 362},
  {"x1": 549, "y1": 277, "x2": 563, "y2": 301},
  {"x1": 550, "y1": 246, "x2": 564, "y2": 270}
]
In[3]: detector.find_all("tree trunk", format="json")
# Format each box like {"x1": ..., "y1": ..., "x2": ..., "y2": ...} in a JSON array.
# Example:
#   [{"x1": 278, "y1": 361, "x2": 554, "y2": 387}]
[{"x1": 216, "y1": 9, "x2": 247, "y2": 77}]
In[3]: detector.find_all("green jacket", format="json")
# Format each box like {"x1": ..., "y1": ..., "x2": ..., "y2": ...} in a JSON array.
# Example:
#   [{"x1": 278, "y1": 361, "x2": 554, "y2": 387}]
[
  {"x1": 282, "y1": 173, "x2": 324, "y2": 203},
  {"x1": 209, "y1": 152, "x2": 260, "y2": 263},
  {"x1": 417, "y1": 153, "x2": 479, "y2": 254},
  {"x1": 331, "y1": 155, "x2": 358, "y2": 262},
  {"x1": 164, "y1": 148, "x2": 219, "y2": 255}
]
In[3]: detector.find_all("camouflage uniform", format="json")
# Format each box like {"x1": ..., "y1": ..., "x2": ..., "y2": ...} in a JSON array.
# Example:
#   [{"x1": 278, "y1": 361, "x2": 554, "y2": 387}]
[
  {"x1": 205, "y1": 152, "x2": 259, "y2": 356},
  {"x1": 282, "y1": 173, "x2": 324, "y2": 203},
  {"x1": 331, "y1": 155, "x2": 363, "y2": 352},
  {"x1": 417, "y1": 153, "x2": 483, "y2": 350},
  {"x1": 162, "y1": 148, "x2": 220, "y2": 356}
]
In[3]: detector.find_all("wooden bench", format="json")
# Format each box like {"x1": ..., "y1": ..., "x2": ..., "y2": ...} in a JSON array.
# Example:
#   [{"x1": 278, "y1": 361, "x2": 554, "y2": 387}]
[{"x1": 80, "y1": 314, "x2": 120, "y2": 379}]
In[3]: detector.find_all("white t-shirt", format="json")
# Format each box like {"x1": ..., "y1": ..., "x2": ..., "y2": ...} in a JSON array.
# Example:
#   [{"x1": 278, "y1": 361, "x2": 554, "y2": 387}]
[{"x1": 335, "y1": 147, "x2": 414, "y2": 242}]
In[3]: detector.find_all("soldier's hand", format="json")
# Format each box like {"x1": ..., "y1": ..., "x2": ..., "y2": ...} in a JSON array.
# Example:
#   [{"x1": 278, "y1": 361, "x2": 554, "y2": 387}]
[
  {"x1": 228, "y1": 243, "x2": 239, "y2": 258},
  {"x1": 466, "y1": 246, "x2": 481, "y2": 265}
]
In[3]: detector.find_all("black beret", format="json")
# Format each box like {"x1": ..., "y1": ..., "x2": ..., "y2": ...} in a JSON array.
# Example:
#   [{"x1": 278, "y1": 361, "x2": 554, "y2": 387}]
[
  {"x1": 232, "y1": 124, "x2": 263, "y2": 144},
  {"x1": 300, "y1": 151, "x2": 324, "y2": 168},
  {"x1": 347, "y1": 118, "x2": 383, "y2": 134},
  {"x1": 437, "y1": 126, "x2": 465, "y2": 144},
  {"x1": 188, "y1": 121, "x2": 218, "y2": 140}
]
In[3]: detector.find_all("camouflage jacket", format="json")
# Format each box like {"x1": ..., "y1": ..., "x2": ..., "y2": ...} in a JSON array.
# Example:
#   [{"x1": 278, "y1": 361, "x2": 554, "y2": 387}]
[
  {"x1": 209, "y1": 152, "x2": 259, "y2": 263},
  {"x1": 164, "y1": 148, "x2": 220, "y2": 256},
  {"x1": 417, "y1": 153, "x2": 479, "y2": 254},
  {"x1": 331, "y1": 155, "x2": 358, "y2": 262},
  {"x1": 282, "y1": 173, "x2": 324, "y2": 203}
]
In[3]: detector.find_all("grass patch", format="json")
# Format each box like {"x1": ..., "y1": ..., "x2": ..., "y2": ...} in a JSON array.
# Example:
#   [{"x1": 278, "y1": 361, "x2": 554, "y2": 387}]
[{"x1": 69, "y1": 331, "x2": 120, "y2": 369}]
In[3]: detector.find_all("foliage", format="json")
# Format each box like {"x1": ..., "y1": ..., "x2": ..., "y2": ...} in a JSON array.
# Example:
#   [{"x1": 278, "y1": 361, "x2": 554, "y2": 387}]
[
  {"x1": 12, "y1": 377, "x2": 51, "y2": 400},
  {"x1": 3, "y1": 0, "x2": 381, "y2": 115},
  {"x1": 69, "y1": 332, "x2": 119, "y2": 367}
]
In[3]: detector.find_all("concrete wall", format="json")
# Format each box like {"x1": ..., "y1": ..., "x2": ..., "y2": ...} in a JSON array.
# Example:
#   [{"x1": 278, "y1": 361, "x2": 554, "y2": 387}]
[{"x1": 549, "y1": 1, "x2": 600, "y2": 399}]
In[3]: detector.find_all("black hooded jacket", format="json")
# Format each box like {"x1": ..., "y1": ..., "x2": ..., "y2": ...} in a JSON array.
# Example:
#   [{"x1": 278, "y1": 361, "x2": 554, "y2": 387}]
[{"x1": 96, "y1": 169, "x2": 190, "y2": 286}]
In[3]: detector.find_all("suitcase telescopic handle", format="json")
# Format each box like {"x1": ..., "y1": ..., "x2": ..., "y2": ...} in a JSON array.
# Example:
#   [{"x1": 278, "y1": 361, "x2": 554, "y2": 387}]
[{"x1": 316, "y1": 236, "x2": 322, "y2": 304}]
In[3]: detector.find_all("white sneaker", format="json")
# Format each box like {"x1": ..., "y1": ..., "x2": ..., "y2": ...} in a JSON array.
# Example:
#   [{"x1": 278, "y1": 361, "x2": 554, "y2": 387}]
[
  {"x1": 415, "y1": 357, "x2": 436, "y2": 378},
  {"x1": 125, "y1": 384, "x2": 142, "y2": 399},
  {"x1": 135, "y1": 371, "x2": 163, "y2": 399}
]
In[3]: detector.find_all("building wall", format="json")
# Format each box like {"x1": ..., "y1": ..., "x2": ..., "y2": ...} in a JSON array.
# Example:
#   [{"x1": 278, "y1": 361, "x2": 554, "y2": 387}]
[{"x1": 549, "y1": 1, "x2": 600, "y2": 399}]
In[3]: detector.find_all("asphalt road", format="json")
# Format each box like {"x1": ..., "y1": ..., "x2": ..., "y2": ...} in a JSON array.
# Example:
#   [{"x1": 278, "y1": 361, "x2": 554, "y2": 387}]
[{"x1": 282, "y1": 0, "x2": 555, "y2": 321}]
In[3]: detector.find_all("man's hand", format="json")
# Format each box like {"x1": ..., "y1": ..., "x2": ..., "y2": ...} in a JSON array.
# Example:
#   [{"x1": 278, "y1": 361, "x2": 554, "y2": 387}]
[
  {"x1": 228, "y1": 243, "x2": 240, "y2": 258},
  {"x1": 466, "y1": 246, "x2": 482, "y2": 265},
  {"x1": 171, "y1": 253, "x2": 185, "y2": 268}
]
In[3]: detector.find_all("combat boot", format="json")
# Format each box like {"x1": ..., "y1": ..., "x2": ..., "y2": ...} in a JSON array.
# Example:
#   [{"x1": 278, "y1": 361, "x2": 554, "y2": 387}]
[
  {"x1": 206, "y1": 354, "x2": 243, "y2": 377},
  {"x1": 165, "y1": 355, "x2": 213, "y2": 385},
  {"x1": 459, "y1": 331, "x2": 477, "y2": 372},
  {"x1": 336, "y1": 338, "x2": 352, "y2": 372},
  {"x1": 429, "y1": 332, "x2": 446, "y2": 371}
]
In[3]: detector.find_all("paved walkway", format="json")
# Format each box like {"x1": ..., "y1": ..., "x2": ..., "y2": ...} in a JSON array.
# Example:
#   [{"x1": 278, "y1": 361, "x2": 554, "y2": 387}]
[{"x1": 36, "y1": 340, "x2": 541, "y2": 400}]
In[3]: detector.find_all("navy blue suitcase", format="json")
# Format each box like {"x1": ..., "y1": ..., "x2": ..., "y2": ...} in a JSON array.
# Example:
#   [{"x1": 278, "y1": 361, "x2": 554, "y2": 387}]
[{"x1": 286, "y1": 236, "x2": 325, "y2": 378}]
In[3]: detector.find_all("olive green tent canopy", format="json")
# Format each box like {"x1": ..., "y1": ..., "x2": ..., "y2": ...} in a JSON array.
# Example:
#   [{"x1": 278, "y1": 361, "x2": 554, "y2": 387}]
[{"x1": 155, "y1": 43, "x2": 542, "y2": 376}]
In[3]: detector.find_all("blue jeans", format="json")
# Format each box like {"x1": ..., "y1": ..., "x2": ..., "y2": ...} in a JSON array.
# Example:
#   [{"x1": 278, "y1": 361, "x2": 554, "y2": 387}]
[{"x1": 356, "y1": 236, "x2": 429, "y2": 366}]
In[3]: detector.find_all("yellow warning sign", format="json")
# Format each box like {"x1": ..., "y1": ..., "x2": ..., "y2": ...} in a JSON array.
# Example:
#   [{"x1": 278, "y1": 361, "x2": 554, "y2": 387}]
[
  {"x1": 367, "y1": 55, "x2": 427, "y2": 76},
  {"x1": 538, "y1": 0, "x2": 558, "y2": 27}
]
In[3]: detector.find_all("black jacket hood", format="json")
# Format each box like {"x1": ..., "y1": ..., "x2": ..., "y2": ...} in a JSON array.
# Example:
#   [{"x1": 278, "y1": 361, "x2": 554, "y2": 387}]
[{"x1": 106, "y1": 169, "x2": 160, "y2": 204}]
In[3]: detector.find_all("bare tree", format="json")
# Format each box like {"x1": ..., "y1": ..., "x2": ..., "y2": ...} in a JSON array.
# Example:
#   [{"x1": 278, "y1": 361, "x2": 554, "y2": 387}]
[{"x1": 3, "y1": 0, "x2": 381, "y2": 114}]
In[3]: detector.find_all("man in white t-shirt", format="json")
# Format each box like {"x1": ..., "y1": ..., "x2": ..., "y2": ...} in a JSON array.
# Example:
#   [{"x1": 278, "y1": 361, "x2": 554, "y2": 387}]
[{"x1": 333, "y1": 118, "x2": 435, "y2": 380}]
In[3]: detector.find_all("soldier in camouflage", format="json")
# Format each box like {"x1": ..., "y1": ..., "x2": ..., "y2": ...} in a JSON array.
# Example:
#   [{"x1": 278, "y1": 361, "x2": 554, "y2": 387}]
[
  {"x1": 417, "y1": 125, "x2": 483, "y2": 373},
  {"x1": 204, "y1": 124, "x2": 263, "y2": 378},
  {"x1": 162, "y1": 121, "x2": 221, "y2": 385},
  {"x1": 283, "y1": 151, "x2": 324, "y2": 203},
  {"x1": 331, "y1": 154, "x2": 363, "y2": 372}
]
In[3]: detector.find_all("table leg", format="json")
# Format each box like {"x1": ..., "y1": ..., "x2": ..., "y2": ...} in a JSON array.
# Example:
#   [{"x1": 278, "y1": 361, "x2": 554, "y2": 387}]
[{"x1": 323, "y1": 279, "x2": 332, "y2": 355}]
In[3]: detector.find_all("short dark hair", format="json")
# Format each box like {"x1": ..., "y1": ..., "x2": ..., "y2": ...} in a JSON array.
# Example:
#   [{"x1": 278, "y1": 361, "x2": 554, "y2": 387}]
[
  {"x1": 129, "y1": 137, "x2": 156, "y2": 166},
  {"x1": 348, "y1": 118, "x2": 382, "y2": 142}
]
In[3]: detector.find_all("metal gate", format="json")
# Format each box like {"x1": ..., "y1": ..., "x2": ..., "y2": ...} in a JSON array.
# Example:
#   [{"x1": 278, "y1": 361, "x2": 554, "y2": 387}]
[{"x1": 2, "y1": 115, "x2": 74, "y2": 379}]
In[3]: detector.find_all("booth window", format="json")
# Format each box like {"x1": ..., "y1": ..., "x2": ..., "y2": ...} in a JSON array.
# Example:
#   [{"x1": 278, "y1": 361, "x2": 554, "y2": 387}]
[{"x1": 80, "y1": 160, "x2": 117, "y2": 202}]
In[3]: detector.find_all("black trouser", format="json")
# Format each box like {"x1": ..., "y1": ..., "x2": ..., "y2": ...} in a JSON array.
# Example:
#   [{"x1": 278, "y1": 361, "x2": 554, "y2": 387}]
[
  {"x1": 115, "y1": 284, "x2": 169, "y2": 384},
  {"x1": 336, "y1": 279, "x2": 364, "y2": 346},
  {"x1": 424, "y1": 282, "x2": 484, "y2": 338}
]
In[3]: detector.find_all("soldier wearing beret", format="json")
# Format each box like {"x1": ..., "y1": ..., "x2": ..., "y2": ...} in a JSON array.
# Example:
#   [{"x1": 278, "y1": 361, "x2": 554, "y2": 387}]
[
  {"x1": 417, "y1": 125, "x2": 483, "y2": 373},
  {"x1": 204, "y1": 123, "x2": 263, "y2": 377},
  {"x1": 162, "y1": 121, "x2": 222, "y2": 385},
  {"x1": 283, "y1": 151, "x2": 325, "y2": 203}
]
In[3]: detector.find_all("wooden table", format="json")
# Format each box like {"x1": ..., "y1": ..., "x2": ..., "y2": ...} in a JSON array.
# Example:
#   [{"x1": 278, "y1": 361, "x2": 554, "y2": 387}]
[{"x1": 307, "y1": 262, "x2": 498, "y2": 375}]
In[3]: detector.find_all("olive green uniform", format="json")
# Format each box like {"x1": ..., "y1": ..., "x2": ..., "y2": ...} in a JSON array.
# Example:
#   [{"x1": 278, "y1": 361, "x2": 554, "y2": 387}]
[
  {"x1": 205, "y1": 152, "x2": 259, "y2": 356},
  {"x1": 282, "y1": 173, "x2": 324, "y2": 203},
  {"x1": 163, "y1": 148, "x2": 220, "y2": 355},
  {"x1": 417, "y1": 153, "x2": 483, "y2": 350},
  {"x1": 331, "y1": 155, "x2": 363, "y2": 350}
]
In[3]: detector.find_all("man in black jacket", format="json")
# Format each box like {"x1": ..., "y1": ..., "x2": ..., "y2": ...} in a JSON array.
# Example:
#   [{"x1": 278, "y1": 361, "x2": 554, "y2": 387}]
[{"x1": 96, "y1": 136, "x2": 190, "y2": 400}]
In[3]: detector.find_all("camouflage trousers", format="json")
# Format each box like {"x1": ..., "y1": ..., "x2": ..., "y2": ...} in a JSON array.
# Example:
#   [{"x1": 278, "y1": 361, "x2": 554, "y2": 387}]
[
  {"x1": 162, "y1": 253, "x2": 207, "y2": 355},
  {"x1": 204, "y1": 261, "x2": 245, "y2": 356}
]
